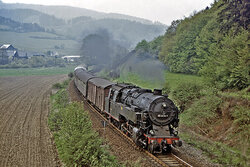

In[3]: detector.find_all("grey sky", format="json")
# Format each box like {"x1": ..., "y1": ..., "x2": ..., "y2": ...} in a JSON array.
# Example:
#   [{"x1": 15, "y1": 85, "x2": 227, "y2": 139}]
[{"x1": 2, "y1": 0, "x2": 215, "y2": 25}]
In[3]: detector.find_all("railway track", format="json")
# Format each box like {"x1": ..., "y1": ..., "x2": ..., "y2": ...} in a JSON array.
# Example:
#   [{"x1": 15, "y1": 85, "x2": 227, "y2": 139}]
[{"x1": 81, "y1": 94, "x2": 193, "y2": 167}]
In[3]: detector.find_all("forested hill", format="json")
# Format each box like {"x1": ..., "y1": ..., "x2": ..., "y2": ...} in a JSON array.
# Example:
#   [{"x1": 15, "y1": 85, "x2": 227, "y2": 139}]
[
  {"x1": 0, "y1": 2, "x2": 166, "y2": 48},
  {"x1": 157, "y1": 0, "x2": 249, "y2": 90},
  {"x1": 127, "y1": 1, "x2": 249, "y2": 166},
  {"x1": 0, "y1": 16, "x2": 45, "y2": 32}
]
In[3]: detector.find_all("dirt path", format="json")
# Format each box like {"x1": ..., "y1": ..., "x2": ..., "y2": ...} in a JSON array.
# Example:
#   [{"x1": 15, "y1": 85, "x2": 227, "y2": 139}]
[{"x1": 0, "y1": 75, "x2": 67, "y2": 167}]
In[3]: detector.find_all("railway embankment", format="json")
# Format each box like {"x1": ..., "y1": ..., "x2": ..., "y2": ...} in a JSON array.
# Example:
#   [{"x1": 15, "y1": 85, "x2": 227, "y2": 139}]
[{"x1": 48, "y1": 79, "x2": 121, "y2": 167}]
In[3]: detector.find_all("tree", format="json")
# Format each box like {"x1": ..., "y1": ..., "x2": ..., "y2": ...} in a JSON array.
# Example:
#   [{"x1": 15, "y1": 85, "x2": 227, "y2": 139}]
[{"x1": 135, "y1": 39, "x2": 149, "y2": 52}]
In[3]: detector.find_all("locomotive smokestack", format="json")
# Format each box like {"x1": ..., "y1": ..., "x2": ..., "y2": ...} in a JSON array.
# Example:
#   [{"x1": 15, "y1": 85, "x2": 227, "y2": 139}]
[{"x1": 153, "y1": 89, "x2": 162, "y2": 95}]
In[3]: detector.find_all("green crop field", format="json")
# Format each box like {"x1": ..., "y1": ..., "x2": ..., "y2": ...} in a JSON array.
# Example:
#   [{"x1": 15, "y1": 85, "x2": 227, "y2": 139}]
[
  {"x1": 0, "y1": 66, "x2": 75, "y2": 77},
  {"x1": 0, "y1": 31, "x2": 80, "y2": 54}
]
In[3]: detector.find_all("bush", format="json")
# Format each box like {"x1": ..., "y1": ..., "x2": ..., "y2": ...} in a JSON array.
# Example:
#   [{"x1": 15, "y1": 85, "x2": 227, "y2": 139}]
[
  {"x1": 50, "y1": 103, "x2": 119, "y2": 167},
  {"x1": 49, "y1": 88, "x2": 119, "y2": 167},
  {"x1": 52, "y1": 83, "x2": 64, "y2": 89},
  {"x1": 231, "y1": 106, "x2": 250, "y2": 149},
  {"x1": 68, "y1": 72, "x2": 74, "y2": 78},
  {"x1": 162, "y1": 82, "x2": 171, "y2": 95},
  {"x1": 180, "y1": 95, "x2": 222, "y2": 127},
  {"x1": 172, "y1": 82, "x2": 203, "y2": 111},
  {"x1": 52, "y1": 79, "x2": 70, "y2": 89},
  {"x1": 180, "y1": 132, "x2": 248, "y2": 167}
]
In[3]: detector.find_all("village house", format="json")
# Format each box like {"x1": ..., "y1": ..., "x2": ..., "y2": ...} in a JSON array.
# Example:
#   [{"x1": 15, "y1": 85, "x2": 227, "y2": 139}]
[{"x1": 0, "y1": 44, "x2": 28, "y2": 64}]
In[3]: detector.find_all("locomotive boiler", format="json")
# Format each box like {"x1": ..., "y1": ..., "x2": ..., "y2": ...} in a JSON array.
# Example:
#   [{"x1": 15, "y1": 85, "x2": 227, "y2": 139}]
[{"x1": 74, "y1": 67, "x2": 182, "y2": 153}]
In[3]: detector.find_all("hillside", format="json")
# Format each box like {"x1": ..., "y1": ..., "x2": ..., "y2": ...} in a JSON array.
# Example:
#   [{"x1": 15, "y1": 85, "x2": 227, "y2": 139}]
[
  {"x1": 0, "y1": 1, "x2": 154, "y2": 24},
  {"x1": 113, "y1": 0, "x2": 249, "y2": 166},
  {"x1": 0, "y1": 31, "x2": 79, "y2": 54},
  {"x1": 0, "y1": 16, "x2": 45, "y2": 32},
  {"x1": 0, "y1": 2, "x2": 166, "y2": 48},
  {"x1": 0, "y1": 16, "x2": 77, "y2": 54},
  {"x1": 0, "y1": 8, "x2": 65, "y2": 27},
  {"x1": 159, "y1": 0, "x2": 249, "y2": 90}
]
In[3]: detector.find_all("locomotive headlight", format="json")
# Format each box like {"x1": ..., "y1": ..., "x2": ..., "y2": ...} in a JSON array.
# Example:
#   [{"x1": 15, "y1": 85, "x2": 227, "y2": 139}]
[
  {"x1": 149, "y1": 130, "x2": 155, "y2": 136},
  {"x1": 162, "y1": 103, "x2": 167, "y2": 108}
]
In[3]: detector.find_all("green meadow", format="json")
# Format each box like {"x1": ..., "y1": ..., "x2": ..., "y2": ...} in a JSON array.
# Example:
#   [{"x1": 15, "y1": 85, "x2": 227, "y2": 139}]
[{"x1": 0, "y1": 66, "x2": 75, "y2": 76}]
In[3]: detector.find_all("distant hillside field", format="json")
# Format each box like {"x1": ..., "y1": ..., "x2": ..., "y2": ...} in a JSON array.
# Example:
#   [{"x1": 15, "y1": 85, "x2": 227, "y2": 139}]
[
  {"x1": 0, "y1": 66, "x2": 75, "y2": 76},
  {"x1": 0, "y1": 31, "x2": 79, "y2": 54},
  {"x1": 0, "y1": 2, "x2": 155, "y2": 23},
  {"x1": 0, "y1": 2, "x2": 166, "y2": 49}
]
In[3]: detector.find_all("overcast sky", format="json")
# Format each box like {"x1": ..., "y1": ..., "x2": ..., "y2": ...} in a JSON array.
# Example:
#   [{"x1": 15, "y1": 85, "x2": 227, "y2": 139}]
[{"x1": 2, "y1": 0, "x2": 215, "y2": 25}]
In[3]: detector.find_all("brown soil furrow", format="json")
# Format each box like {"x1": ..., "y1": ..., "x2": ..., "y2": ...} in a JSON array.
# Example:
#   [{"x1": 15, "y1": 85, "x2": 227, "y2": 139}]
[
  {"x1": 0, "y1": 82, "x2": 36, "y2": 135},
  {"x1": 0, "y1": 75, "x2": 66, "y2": 167},
  {"x1": 0, "y1": 81, "x2": 28, "y2": 101},
  {"x1": 0, "y1": 88, "x2": 38, "y2": 166}
]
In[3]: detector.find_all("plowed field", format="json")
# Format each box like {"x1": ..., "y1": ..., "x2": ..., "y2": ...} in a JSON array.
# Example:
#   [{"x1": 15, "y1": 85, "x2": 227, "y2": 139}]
[{"x1": 0, "y1": 75, "x2": 66, "y2": 167}]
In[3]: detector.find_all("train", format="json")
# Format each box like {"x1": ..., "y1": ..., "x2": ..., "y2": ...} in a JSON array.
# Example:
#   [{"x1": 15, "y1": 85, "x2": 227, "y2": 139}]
[{"x1": 74, "y1": 66, "x2": 182, "y2": 153}]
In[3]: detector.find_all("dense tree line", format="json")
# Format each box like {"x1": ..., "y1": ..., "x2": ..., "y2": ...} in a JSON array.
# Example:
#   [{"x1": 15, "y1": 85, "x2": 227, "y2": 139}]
[
  {"x1": 159, "y1": 0, "x2": 249, "y2": 90},
  {"x1": 0, "y1": 16, "x2": 45, "y2": 32}
]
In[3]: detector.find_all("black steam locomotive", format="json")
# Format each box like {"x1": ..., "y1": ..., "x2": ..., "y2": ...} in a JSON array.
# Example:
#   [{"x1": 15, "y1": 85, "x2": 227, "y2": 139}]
[{"x1": 74, "y1": 67, "x2": 182, "y2": 153}]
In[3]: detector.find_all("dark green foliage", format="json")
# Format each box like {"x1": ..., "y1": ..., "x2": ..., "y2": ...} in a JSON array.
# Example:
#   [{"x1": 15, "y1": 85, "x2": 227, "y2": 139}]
[
  {"x1": 27, "y1": 56, "x2": 65, "y2": 68},
  {"x1": 0, "y1": 9, "x2": 65, "y2": 27},
  {"x1": 231, "y1": 105, "x2": 250, "y2": 159},
  {"x1": 200, "y1": 29, "x2": 249, "y2": 89},
  {"x1": 52, "y1": 83, "x2": 64, "y2": 89},
  {"x1": 49, "y1": 90, "x2": 119, "y2": 167},
  {"x1": 68, "y1": 72, "x2": 74, "y2": 78},
  {"x1": 218, "y1": 0, "x2": 250, "y2": 32},
  {"x1": 160, "y1": 11, "x2": 212, "y2": 74},
  {"x1": 134, "y1": 36, "x2": 164, "y2": 59},
  {"x1": 135, "y1": 39, "x2": 149, "y2": 52},
  {"x1": 159, "y1": 0, "x2": 249, "y2": 90},
  {"x1": 181, "y1": 95, "x2": 222, "y2": 127},
  {"x1": 148, "y1": 36, "x2": 164, "y2": 56},
  {"x1": 172, "y1": 82, "x2": 203, "y2": 111},
  {"x1": 181, "y1": 132, "x2": 248, "y2": 166},
  {"x1": 162, "y1": 82, "x2": 171, "y2": 95},
  {"x1": 52, "y1": 89, "x2": 69, "y2": 107},
  {"x1": 0, "y1": 16, "x2": 45, "y2": 32},
  {"x1": 52, "y1": 80, "x2": 70, "y2": 90},
  {"x1": 53, "y1": 103, "x2": 118, "y2": 167},
  {"x1": 231, "y1": 106, "x2": 250, "y2": 136}
]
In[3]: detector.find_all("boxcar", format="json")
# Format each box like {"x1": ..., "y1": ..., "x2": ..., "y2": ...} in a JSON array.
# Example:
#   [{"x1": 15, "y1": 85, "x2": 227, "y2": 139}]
[
  {"x1": 74, "y1": 68, "x2": 96, "y2": 97},
  {"x1": 87, "y1": 78, "x2": 114, "y2": 111}
]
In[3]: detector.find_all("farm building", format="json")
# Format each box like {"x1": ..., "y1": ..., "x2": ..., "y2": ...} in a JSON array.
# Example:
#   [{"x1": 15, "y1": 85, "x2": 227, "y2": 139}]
[
  {"x1": 0, "y1": 44, "x2": 16, "y2": 51},
  {"x1": 0, "y1": 44, "x2": 27, "y2": 64},
  {"x1": 0, "y1": 44, "x2": 16, "y2": 64},
  {"x1": 62, "y1": 55, "x2": 81, "y2": 62},
  {"x1": 0, "y1": 49, "x2": 8, "y2": 65}
]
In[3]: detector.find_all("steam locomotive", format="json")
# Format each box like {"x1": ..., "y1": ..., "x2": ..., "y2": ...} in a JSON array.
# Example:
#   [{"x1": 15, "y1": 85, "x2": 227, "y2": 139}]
[{"x1": 74, "y1": 67, "x2": 182, "y2": 153}]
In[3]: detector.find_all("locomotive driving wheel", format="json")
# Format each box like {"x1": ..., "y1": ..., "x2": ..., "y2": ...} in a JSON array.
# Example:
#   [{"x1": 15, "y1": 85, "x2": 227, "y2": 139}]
[
  {"x1": 147, "y1": 143, "x2": 154, "y2": 153},
  {"x1": 162, "y1": 144, "x2": 172, "y2": 154},
  {"x1": 135, "y1": 136, "x2": 147, "y2": 149}
]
